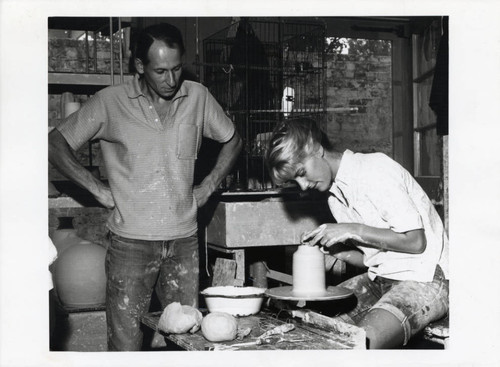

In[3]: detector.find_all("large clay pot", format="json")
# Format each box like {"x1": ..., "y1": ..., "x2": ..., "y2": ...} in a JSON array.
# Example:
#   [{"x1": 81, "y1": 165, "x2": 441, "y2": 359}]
[
  {"x1": 51, "y1": 217, "x2": 92, "y2": 255},
  {"x1": 53, "y1": 242, "x2": 107, "y2": 309}
]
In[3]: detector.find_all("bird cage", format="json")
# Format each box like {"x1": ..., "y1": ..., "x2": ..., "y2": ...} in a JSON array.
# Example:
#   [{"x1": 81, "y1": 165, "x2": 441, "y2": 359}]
[{"x1": 203, "y1": 18, "x2": 326, "y2": 192}]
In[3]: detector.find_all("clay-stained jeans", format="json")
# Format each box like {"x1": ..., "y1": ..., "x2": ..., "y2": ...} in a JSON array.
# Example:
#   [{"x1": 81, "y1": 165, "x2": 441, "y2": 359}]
[
  {"x1": 337, "y1": 265, "x2": 448, "y2": 345},
  {"x1": 105, "y1": 232, "x2": 199, "y2": 351}
]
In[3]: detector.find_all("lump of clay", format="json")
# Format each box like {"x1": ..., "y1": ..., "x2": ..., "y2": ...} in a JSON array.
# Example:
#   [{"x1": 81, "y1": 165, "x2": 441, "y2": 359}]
[
  {"x1": 201, "y1": 312, "x2": 238, "y2": 342},
  {"x1": 158, "y1": 302, "x2": 203, "y2": 334}
]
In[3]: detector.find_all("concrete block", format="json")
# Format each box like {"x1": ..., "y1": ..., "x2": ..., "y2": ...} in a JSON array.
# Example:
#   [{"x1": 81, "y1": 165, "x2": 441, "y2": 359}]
[
  {"x1": 49, "y1": 206, "x2": 110, "y2": 246},
  {"x1": 206, "y1": 200, "x2": 333, "y2": 248},
  {"x1": 53, "y1": 310, "x2": 107, "y2": 351}
]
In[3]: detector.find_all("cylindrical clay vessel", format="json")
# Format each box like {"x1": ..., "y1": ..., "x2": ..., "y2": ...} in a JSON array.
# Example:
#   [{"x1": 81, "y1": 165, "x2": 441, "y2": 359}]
[{"x1": 292, "y1": 244, "x2": 326, "y2": 296}]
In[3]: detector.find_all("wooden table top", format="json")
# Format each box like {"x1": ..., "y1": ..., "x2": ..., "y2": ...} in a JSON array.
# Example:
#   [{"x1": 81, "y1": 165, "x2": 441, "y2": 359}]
[{"x1": 142, "y1": 309, "x2": 363, "y2": 351}]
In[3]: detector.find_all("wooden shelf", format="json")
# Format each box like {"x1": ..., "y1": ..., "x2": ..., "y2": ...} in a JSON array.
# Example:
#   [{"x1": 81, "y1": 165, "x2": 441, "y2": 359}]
[
  {"x1": 49, "y1": 72, "x2": 133, "y2": 86},
  {"x1": 48, "y1": 72, "x2": 134, "y2": 94},
  {"x1": 227, "y1": 107, "x2": 356, "y2": 114},
  {"x1": 48, "y1": 17, "x2": 131, "y2": 35},
  {"x1": 49, "y1": 181, "x2": 106, "y2": 208},
  {"x1": 49, "y1": 196, "x2": 86, "y2": 209}
]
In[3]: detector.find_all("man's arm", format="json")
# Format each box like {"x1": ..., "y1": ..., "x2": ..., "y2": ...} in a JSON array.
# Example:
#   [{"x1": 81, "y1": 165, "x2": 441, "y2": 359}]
[
  {"x1": 193, "y1": 131, "x2": 243, "y2": 207},
  {"x1": 48, "y1": 129, "x2": 115, "y2": 208}
]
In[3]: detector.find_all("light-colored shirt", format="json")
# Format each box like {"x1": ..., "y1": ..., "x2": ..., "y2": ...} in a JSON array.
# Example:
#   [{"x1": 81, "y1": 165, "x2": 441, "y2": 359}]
[
  {"x1": 328, "y1": 149, "x2": 449, "y2": 282},
  {"x1": 58, "y1": 75, "x2": 235, "y2": 240}
]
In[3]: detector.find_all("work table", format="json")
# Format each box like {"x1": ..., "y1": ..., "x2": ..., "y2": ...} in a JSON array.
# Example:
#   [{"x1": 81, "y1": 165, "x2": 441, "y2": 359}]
[{"x1": 142, "y1": 309, "x2": 366, "y2": 351}]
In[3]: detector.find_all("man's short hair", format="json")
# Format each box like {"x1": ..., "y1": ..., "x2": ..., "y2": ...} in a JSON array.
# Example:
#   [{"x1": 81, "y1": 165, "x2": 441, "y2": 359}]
[
  {"x1": 134, "y1": 23, "x2": 185, "y2": 65},
  {"x1": 266, "y1": 117, "x2": 330, "y2": 184}
]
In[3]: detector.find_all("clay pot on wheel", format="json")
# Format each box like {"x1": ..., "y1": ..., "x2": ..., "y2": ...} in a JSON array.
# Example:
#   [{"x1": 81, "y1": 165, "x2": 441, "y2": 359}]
[{"x1": 292, "y1": 244, "x2": 326, "y2": 297}]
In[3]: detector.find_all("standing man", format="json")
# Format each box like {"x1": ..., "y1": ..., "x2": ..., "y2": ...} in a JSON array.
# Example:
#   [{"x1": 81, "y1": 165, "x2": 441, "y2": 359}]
[{"x1": 49, "y1": 23, "x2": 242, "y2": 350}]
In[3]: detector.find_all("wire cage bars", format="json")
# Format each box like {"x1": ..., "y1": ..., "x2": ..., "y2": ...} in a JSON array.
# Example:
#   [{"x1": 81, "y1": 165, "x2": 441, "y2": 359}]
[{"x1": 203, "y1": 18, "x2": 326, "y2": 192}]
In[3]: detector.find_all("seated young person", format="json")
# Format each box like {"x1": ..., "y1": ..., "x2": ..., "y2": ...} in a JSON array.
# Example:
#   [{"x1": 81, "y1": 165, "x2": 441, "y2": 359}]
[{"x1": 266, "y1": 117, "x2": 449, "y2": 349}]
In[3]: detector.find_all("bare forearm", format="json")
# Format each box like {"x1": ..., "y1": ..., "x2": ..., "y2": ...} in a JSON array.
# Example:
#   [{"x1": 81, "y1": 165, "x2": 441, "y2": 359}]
[
  {"x1": 328, "y1": 243, "x2": 366, "y2": 268},
  {"x1": 49, "y1": 129, "x2": 113, "y2": 207},
  {"x1": 304, "y1": 223, "x2": 426, "y2": 255},
  {"x1": 356, "y1": 224, "x2": 426, "y2": 254},
  {"x1": 200, "y1": 131, "x2": 242, "y2": 194}
]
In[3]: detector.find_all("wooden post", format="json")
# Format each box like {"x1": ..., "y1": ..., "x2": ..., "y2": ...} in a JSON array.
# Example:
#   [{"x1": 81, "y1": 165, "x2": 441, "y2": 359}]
[
  {"x1": 233, "y1": 249, "x2": 245, "y2": 286},
  {"x1": 250, "y1": 261, "x2": 268, "y2": 288},
  {"x1": 212, "y1": 258, "x2": 237, "y2": 286}
]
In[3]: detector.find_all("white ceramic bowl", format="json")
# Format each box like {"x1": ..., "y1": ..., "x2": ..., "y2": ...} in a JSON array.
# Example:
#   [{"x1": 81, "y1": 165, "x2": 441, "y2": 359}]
[{"x1": 201, "y1": 286, "x2": 267, "y2": 316}]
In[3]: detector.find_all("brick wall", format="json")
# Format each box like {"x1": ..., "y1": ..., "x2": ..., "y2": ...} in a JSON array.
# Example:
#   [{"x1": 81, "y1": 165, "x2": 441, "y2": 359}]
[
  {"x1": 49, "y1": 38, "x2": 394, "y2": 178},
  {"x1": 48, "y1": 38, "x2": 129, "y2": 74},
  {"x1": 325, "y1": 53, "x2": 393, "y2": 156}
]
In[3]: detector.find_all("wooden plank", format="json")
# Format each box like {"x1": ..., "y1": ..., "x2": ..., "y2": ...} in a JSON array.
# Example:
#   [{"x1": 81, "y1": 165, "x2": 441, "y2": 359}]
[
  {"x1": 249, "y1": 261, "x2": 269, "y2": 288},
  {"x1": 233, "y1": 249, "x2": 245, "y2": 286},
  {"x1": 266, "y1": 269, "x2": 293, "y2": 285},
  {"x1": 289, "y1": 309, "x2": 366, "y2": 349},
  {"x1": 212, "y1": 258, "x2": 237, "y2": 286},
  {"x1": 48, "y1": 72, "x2": 133, "y2": 86},
  {"x1": 392, "y1": 36, "x2": 414, "y2": 172},
  {"x1": 49, "y1": 196, "x2": 85, "y2": 209}
]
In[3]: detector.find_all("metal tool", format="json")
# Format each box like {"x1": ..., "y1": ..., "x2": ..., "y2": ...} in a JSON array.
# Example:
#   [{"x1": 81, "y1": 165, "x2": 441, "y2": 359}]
[{"x1": 210, "y1": 323, "x2": 296, "y2": 351}]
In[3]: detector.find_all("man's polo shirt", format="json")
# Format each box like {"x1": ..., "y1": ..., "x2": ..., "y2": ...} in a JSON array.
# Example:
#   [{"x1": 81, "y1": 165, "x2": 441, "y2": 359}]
[
  {"x1": 58, "y1": 75, "x2": 235, "y2": 240},
  {"x1": 328, "y1": 150, "x2": 449, "y2": 282}
]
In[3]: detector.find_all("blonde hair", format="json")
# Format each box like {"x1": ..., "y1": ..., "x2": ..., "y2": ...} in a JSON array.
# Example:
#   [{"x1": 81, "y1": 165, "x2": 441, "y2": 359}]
[{"x1": 266, "y1": 117, "x2": 328, "y2": 184}]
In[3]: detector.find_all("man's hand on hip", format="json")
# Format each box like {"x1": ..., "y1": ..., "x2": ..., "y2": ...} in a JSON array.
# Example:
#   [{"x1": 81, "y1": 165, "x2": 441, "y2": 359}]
[
  {"x1": 94, "y1": 184, "x2": 115, "y2": 209},
  {"x1": 193, "y1": 184, "x2": 212, "y2": 208}
]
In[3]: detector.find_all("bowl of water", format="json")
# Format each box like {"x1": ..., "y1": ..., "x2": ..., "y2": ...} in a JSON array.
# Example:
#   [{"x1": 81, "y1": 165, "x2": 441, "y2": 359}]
[{"x1": 201, "y1": 286, "x2": 267, "y2": 316}]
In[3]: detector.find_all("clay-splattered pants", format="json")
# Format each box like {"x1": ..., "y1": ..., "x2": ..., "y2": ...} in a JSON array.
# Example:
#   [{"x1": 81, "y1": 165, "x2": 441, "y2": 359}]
[
  {"x1": 105, "y1": 232, "x2": 199, "y2": 351},
  {"x1": 337, "y1": 265, "x2": 449, "y2": 345}
]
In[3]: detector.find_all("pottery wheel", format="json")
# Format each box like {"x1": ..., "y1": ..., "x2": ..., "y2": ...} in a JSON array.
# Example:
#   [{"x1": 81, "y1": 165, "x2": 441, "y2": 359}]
[{"x1": 265, "y1": 286, "x2": 353, "y2": 301}]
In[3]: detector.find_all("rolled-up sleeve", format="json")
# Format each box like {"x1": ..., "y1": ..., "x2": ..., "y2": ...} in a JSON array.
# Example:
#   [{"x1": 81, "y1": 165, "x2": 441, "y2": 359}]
[
  {"x1": 202, "y1": 89, "x2": 235, "y2": 143},
  {"x1": 57, "y1": 92, "x2": 107, "y2": 151},
  {"x1": 364, "y1": 156, "x2": 423, "y2": 233}
]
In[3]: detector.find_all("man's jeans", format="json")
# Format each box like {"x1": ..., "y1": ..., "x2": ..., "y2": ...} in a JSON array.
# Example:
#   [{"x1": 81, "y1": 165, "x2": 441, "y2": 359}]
[{"x1": 105, "y1": 232, "x2": 199, "y2": 351}]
